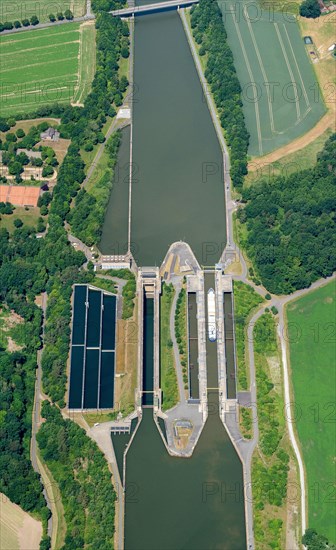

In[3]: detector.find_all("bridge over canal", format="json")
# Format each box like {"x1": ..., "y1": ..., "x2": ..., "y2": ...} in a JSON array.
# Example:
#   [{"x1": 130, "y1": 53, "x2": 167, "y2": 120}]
[{"x1": 110, "y1": 0, "x2": 199, "y2": 17}]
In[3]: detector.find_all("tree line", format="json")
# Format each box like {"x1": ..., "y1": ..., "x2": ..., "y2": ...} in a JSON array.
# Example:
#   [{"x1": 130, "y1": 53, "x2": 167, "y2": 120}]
[
  {"x1": 238, "y1": 133, "x2": 336, "y2": 294},
  {"x1": 190, "y1": 0, "x2": 249, "y2": 189},
  {"x1": 37, "y1": 402, "x2": 116, "y2": 549},
  {"x1": 0, "y1": 3, "x2": 130, "y2": 547}
]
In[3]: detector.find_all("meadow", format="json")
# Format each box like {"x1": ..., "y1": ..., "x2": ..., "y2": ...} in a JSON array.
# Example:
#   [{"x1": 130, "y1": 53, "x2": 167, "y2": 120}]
[
  {"x1": 0, "y1": 492, "x2": 42, "y2": 550},
  {"x1": 218, "y1": 0, "x2": 326, "y2": 157},
  {"x1": 0, "y1": 21, "x2": 95, "y2": 116},
  {"x1": 287, "y1": 280, "x2": 336, "y2": 542},
  {"x1": 0, "y1": 0, "x2": 86, "y2": 23}
]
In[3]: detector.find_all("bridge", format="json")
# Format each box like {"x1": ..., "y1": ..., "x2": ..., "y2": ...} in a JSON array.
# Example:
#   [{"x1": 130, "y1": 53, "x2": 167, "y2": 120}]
[{"x1": 110, "y1": 0, "x2": 199, "y2": 17}]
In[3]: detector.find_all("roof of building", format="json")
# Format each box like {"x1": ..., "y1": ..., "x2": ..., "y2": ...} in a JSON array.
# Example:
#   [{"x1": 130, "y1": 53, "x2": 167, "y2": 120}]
[{"x1": 40, "y1": 127, "x2": 60, "y2": 138}]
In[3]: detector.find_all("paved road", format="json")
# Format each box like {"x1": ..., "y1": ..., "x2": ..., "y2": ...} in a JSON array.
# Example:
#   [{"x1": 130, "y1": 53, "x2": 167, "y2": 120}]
[
  {"x1": 68, "y1": 233, "x2": 95, "y2": 262},
  {"x1": 30, "y1": 292, "x2": 53, "y2": 539}
]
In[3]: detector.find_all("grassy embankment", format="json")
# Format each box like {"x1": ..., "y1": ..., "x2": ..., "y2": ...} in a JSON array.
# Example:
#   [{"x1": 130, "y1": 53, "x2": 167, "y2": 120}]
[
  {"x1": 80, "y1": 22, "x2": 130, "y2": 169},
  {"x1": 233, "y1": 281, "x2": 264, "y2": 439},
  {"x1": 160, "y1": 282, "x2": 178, "y2": 411},
  {"x1": 286, "y1": 281, "x2": 336, "y2": 543},
  {"x1": 252, "y1": 313, "x2": 297, "y2": 550},
  {"x1": 174, "y1": 287, "x2": 189, "y2": 392}
]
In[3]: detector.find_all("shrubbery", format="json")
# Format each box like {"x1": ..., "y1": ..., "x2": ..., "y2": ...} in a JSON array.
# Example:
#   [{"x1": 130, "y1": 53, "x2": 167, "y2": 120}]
[
  {"x1": 190, "y1": 0, "x2": 249, "y2": 189},
  {"x1": 239, "y1": 134, "x2": 336, "y2": 294}
]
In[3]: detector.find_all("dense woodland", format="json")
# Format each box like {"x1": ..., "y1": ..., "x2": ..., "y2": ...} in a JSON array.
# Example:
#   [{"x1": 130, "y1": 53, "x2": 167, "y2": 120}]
[
  {"x1": 0, "y1": 3, "x2": 128, "y2": 548},
  {"x1": 238, "y1": 134, "x2": 336, "y2": 294},
  {"x1": 37, "y1": 402, "x2": 116, "y2": 549},
  {"x1": 190, "y1": 0, "x2": 249, "y2": 189},
  {"x1": 68, "y1": 131, "x2": 122, "y2": 245}
]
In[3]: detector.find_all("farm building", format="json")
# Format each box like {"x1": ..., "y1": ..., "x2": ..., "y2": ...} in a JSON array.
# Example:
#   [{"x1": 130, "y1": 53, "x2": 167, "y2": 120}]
[
  {"x1": 0, "y1": 185, "x2": 40, "y2": 207},
  {"x1": 40, "y1": 127, "x2": 60, "y2": 141}
]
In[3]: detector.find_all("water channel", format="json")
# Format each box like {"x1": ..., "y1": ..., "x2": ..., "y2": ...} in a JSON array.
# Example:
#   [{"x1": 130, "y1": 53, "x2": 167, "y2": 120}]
[{"x1": 101, "y1": 6, "x2": 247, "y2": 548}]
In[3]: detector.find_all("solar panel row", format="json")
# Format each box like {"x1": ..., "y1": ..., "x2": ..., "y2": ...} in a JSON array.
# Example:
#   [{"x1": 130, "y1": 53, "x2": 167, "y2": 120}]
[{"x1": 68, "y1": 285, "x2": 117, "y2": 409}]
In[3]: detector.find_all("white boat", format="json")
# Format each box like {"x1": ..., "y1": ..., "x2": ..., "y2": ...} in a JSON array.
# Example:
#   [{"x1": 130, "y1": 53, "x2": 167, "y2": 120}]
[{"x1": 207, "y1": 288, "x2": 216, "y2": 342}]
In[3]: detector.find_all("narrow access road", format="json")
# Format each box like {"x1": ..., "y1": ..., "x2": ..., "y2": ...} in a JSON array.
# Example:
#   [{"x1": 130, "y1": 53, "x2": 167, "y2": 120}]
[{"x1": 31, "y1": 292, "x2": 53, "y2": 539}]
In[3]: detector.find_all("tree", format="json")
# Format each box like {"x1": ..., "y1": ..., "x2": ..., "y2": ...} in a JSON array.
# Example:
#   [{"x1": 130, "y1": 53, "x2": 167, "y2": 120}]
[
  {"x1": 8, "y1": 161, "x2": 23, "y2": 177},
  {"x1": 48, "y1": 13, "x2": 56, "y2": 22},
  {"x1": 5, "y1": 132, "x2": 17, "y2": 142},
  {"x1": 64, "y1": 9, "x2": 74, "y2": 20},
  {"x1": 56, "y1": 12, "x2": 64, "y2": 20},
  {"x1": 42, "y1": 166, "x2": 54, "y2": 178},
  {"x1": 21, "y1": 19, "x2": 30, "y2": 26},
  {"x1": 14, "y1": 218, "x2": 23, "y2": 228},
  {"x1": 302, "y1": 528, "x2": 335, "y2": 549},
  {"x1": 16, "y1": 128, "x2": 25, "y2": 138},
  {"x1": 0, "y1": 119, "x2": 10, "y2": 132},
  {"x1": 13, "y1": 20, "x2": 21, "y2": 28},
  {"x1": 30, "y1": 15, "x2": 39, "y2": 25},
  {"x1": 40, "y1": 205, "x2": 48, "y2": 216},
  {"x1": 300, "y1": 0, "x2": 321, "y2": 18}
]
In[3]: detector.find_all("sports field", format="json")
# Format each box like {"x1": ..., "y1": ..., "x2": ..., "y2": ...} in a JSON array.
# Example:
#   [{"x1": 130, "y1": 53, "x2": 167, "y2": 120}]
[
  {"x1": 286, "y1": 280, "x2": 336, "y2": 542},
  {"x1": 218, "y1": 0, "x2": 326, "y2": 157},
  {"x1": 0, "y1": 0, "x2": 86, "y2": 22},
  {"x1": 0, "y1": 22, "x2": 95, "y2": 116}
]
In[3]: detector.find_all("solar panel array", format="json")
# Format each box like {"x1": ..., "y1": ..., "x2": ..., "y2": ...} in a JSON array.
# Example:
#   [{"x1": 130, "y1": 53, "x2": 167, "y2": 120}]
[{"x1": 68, "y1": 285, "x2": 117, "y2": 409}]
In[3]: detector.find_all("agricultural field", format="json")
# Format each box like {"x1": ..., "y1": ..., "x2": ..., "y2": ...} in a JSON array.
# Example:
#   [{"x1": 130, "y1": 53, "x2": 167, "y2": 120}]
[
  {"x1": 286, "y1": 280, "x2": 336, "y2": 543},
  {"x1": 0, "y1": 0, "x2": 86, "y2": 23},
  {"x1": 0, "y1": 21, "x2": 96, "y2": 116},
  {"x1": 246, "y1": 127, "x2": 333, "y2": 185},
  {"x1": 0, "y1": 493, "x2": 42, "y2": 550},
  {"x1": 218, "y1": 0, "x2": 326, "y2": 157}
]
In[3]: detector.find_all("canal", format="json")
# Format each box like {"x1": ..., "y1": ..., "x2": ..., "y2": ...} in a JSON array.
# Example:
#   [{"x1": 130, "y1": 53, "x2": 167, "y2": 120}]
[
  {"x1": 103, "y1": 5, "x2": 247, "y2": 549},
  {"x1": 125, "y1": 272, "x2": 246, "y2": 549},
  {"x1": 99, "y1": 9, "x2": 226, "y2": 265}
]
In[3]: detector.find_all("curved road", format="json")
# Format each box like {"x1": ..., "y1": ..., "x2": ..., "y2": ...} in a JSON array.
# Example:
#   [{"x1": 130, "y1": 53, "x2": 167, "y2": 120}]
[{"x1": 31, "y1": 292, "x2": 53, "y2": 539}]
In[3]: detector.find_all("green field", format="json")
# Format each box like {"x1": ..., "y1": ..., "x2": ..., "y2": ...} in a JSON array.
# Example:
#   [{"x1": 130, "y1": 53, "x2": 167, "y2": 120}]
[
  {"x1": 0, "y1": 0, "x2": 86, "y2": 22},
  {"x1": 287, "y1": 281, "x2": 336, "y2": 542},
  {"x1": 160, "y1": 283, "x2": 178, "y2": 411},
  {"x1": 0, "y1": 22, "x2": 95, "y2": 116},
  {"x1": 218, "y1": 0, "x2": 326, "y2": 157},
  {"x1": 245, "y1": 127, "x2": 333, "y2": 186}
]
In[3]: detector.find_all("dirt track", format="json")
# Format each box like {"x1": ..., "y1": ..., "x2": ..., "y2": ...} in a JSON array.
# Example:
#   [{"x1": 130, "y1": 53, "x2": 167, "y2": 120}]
[{"x1": 248, "y1": 111, "x2": 335, "y2": 171}]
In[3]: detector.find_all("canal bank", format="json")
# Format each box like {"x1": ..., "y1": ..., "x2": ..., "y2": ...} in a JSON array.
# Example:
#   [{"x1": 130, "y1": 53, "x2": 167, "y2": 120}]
[
  {"x1": 99, "y1": 4, "x2": 249, "y2": 549},
  {"x1": 129, "y1": 9, "x2": 227, "y2": 266},
  {"x1": 124, "y1": 264, "x2": 247, "y2": 549}
]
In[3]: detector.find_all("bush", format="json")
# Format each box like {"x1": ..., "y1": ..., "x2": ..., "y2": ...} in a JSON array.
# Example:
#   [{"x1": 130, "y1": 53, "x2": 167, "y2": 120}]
[
  {"x1": 16, "y1": 128, "x2": 25, "y2": 138},
  {"x1": 300, "y1": 0, "x2": 321, "y2": 18}
]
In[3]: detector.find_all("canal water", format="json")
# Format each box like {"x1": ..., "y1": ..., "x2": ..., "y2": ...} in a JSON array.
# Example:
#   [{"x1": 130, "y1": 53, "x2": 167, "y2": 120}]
[
  {"x1": 99, "y1": 126, "x2": 130, "y2": 256},
  {"x1": 106, "y1": 6, "x2": 247, "y2": 548},
  {"x1": 100, "y1": 9, "x2": 226, "y2": 265},
  {"x1": 125, "y1": 269, "x2": 246, "y2": 549}
]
